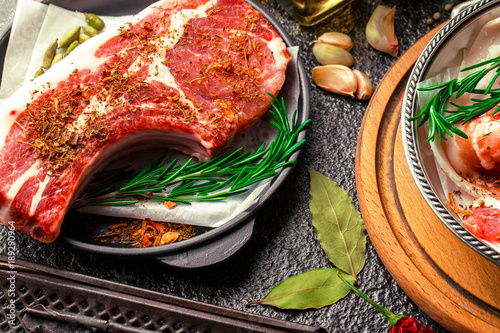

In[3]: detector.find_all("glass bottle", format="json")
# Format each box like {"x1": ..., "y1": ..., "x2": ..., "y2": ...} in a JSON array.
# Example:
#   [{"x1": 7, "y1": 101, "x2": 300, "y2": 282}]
[{"x1": 276, "y1": 0, "x2": 356, "y2": 28}]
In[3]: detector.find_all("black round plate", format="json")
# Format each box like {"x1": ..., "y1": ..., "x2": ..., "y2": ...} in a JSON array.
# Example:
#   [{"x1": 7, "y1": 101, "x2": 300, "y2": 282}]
[{"x1": 0, "y1": 0, "x2": 309, "y2": 269}]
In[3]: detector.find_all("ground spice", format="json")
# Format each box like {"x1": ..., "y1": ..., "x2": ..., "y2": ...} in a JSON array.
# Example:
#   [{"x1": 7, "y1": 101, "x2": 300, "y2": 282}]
[
  {"x1": 448, "y1": 192, "x2": 473, "y2": 216},
  {"x1": 97, "y1": 217, "x2": 195, "y2": 247}
]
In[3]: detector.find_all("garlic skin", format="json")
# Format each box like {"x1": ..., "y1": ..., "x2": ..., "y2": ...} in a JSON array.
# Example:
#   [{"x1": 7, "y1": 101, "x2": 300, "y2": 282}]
[
  {"x1": 352, "y1": 70, "x2": 373, "y2": 100},
  {"x1": 316, "y1": 32, "x2": 354, "y2": 51},
  {"x1": 312, "y1": 65, "x2": 357, "y2": 97},
  {"x1": 313, "y1": 43, "x2": 355, "y2": 66},
  {"x1": 366, "y1": 5, "x2": 398, "y2": 57}
]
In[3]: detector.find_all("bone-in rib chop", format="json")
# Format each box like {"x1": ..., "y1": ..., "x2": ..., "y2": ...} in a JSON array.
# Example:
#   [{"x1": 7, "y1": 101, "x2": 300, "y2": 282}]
[{"x1": 0, "y1": 0, "x2": 290, "y2": 242}]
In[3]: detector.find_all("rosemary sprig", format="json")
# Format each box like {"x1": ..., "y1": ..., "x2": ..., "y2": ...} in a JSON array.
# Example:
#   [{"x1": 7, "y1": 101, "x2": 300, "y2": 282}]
[
  {"x1": 72, "y1": 94, "x2": 309, "y2": 207},
  {"x1": 409, "y1": 56, "x2": 500, "y2": 142}
]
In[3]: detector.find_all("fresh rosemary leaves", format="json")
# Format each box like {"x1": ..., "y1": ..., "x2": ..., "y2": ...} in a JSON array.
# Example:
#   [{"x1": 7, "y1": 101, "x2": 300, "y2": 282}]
[
  {"x1": 409, "y1": 56, "x2": 500, "y2": 142},
  {"x1": 73, "y1": 94, "x2": 309, "y2": 207}
]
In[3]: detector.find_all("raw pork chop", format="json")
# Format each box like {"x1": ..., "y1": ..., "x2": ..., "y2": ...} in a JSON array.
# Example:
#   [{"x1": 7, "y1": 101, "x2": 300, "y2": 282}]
[{"x1": 0, "y1": 0, "x2": 290, "y2": 242}]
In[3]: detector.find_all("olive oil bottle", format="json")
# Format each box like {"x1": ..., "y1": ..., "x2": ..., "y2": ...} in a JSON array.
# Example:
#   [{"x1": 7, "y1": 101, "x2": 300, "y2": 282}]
[{"x1": 277, "y1": 0, "x2": 356, "y2": 28}]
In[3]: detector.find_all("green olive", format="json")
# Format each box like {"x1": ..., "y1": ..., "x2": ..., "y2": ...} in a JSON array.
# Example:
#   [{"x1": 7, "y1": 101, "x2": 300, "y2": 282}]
[
  {"x1": 42, "y1": 39, "x2": 58, "y2": 69},
  {"x1": 59, "y1": 26, "x2": 80, "y2": 48},
  {"x1": 65, "y1": 40, "x2": 80, "y2": 56},
  {"x1": 51, "y1": 53, "x2": 63, "y2": 67},
  {"x1": 82, "y1": 25, "x2": 99, "y2": 38},
  {"x1": 34, "y1": 66, "x2": 44, "y2": 79},
  {"x1": 84, "y1": 13, "x2": 105, "y2": 31},
  {"x1": 78, "y1": 33, "x2": 91, "y2": 44}
]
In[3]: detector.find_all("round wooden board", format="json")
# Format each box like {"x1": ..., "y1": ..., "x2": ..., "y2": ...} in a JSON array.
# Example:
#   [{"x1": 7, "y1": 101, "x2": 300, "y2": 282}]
[{"x1": 355, "y1": 24, "x2": 500, "y2": 333}]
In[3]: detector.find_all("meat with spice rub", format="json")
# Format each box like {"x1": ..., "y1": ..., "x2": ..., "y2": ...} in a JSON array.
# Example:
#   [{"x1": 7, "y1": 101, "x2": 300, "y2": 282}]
[{"x1": 0, "y1": 0, "x2": 290, "y2": 242}]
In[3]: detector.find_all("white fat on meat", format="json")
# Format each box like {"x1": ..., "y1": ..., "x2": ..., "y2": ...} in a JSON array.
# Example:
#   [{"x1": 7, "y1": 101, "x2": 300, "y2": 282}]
[{"x1": 0, "y1": 0, "x2": 291, "y2": 242}]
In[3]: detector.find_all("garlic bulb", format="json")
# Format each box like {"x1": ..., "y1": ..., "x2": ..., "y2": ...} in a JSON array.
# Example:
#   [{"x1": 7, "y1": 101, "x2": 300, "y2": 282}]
[
  {"x1": 316, "y1": 32, "x2": 354, "y2": 51},
  {"x1": 312, "y1": 65, "x2": 357, "y2": 97},
  {"x1": 312, "y1": 43, "x2": 354, "y2": 66},
  {"x1": 352, "y1": 70, "x2": 373, "y2": 100},
  {"x1": 366, "y1": 5, "x2": 398, "y2": 57}
]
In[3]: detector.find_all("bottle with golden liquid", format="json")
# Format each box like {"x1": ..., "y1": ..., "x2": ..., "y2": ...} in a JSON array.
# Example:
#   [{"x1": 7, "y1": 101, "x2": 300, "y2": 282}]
[{"x1": 277, "y1": 0, "x2": 356, "y2": 28}]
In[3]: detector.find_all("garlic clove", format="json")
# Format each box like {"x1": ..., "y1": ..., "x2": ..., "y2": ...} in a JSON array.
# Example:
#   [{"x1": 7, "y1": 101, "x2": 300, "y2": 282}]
[
  {"x1": 312, "y1": 65, "x2": 357, "y2": 97},
  {"x1": 352, "y1": 70, "x2": 373, "y2": 100},
  {"x1": 366, "y1": 5, "x2": 398, "y2": 57},
  {"x1": 316, "y1": 32, "x2": 354, "y2": 51},
  {"x1": 313, "y1": 43, "x2": 355, "y2": 66}
]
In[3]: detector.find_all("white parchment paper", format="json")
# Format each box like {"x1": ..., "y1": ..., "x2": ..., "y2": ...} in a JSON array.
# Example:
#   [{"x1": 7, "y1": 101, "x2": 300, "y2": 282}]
[
  {"x1": 0, "y1": 0, "x2": 302, "y2": 229},
  {"x1": 0, "y1": 0, "x2": 132, "y2": 100}
]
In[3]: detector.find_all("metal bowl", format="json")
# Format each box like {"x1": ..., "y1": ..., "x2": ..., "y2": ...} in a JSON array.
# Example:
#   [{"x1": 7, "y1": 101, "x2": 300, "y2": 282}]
[
  {"x1": 0, "y1": 0, "x2": 309, "y2": 269},
  {"x1": 402, "y1": 0, "x2": 500, "y2": 265}
]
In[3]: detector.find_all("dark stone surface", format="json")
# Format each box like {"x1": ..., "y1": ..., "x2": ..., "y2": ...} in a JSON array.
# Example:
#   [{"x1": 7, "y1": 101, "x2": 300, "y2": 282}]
[{"x1": 0, "y1": 0, "x2": 460, "y2": 332}]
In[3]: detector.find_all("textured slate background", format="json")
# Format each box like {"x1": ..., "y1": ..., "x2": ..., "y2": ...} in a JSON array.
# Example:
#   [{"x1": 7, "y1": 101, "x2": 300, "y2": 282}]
[{"x1": 0, "y1": 0, "x2": 460, "y2": 332}]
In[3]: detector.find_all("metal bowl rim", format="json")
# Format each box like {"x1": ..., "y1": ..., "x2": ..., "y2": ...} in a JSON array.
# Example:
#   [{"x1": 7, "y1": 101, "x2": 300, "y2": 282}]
[{"x1": 401, "y1": 0, "x2": 500, "y2": 265}]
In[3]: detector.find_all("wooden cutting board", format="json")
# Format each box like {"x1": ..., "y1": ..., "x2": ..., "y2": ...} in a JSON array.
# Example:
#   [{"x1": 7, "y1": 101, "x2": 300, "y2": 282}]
[{"x1": 355, "y1": 24, "x2": 500, "y2": 333}]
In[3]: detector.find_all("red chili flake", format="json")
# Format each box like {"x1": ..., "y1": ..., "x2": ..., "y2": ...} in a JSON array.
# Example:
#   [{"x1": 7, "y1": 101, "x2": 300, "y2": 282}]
[
  {"x1": 142, "y1": 234, "x2": 153, "y2": 247},
  {"x1": 164, "y1": 201, "x2": 177, "y2": 209},
  {"x1": 108, "y1": 223, "x2": 128, "y2": 230},
  {"x1": 142, "y1": 21, "x2": 154, "y2": 31},
  {"x1": 149, "y1": 221, "x2": 166, "y2": 233}
]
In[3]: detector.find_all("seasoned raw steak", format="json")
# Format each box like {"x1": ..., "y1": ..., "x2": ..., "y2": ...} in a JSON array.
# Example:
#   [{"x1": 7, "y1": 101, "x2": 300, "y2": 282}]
[{"x1": 0, "y1": 0, "x2": 290, "y2": 242}]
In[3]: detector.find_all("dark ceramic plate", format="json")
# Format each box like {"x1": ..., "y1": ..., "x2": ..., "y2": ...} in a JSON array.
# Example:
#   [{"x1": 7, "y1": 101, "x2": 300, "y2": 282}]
[{"x1": 0, "y1": 0, "x2": 309, "y2": 269}]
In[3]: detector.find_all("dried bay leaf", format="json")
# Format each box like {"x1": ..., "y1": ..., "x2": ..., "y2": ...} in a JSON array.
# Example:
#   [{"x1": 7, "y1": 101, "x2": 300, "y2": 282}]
[
  {"x1": 248, "y1": 268, "x2": 356, "y2": 309},
  {"x1": 249, "y1": 168, "x2": 367, "y2": 310},
  {"x1": 307, "y1": 167, "x2": 366, "y2": 278}
]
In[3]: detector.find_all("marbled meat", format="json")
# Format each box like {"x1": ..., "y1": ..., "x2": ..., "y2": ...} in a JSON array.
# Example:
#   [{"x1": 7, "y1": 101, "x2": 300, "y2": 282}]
[{"x1": 0, "y1": 0, "x2": 290, "y2": 242}]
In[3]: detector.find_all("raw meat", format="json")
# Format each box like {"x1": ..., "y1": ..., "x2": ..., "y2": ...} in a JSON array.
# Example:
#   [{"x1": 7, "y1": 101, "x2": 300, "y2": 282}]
[
  {"x1": 0, "y1": 0, "x2": 290, "y2": 242},
  {"x1": 428, "y1": 17, "x2": 500, "y2": 243},
  {"x1": 465, "y1": 206, "x2": 500, "y2": 241}
]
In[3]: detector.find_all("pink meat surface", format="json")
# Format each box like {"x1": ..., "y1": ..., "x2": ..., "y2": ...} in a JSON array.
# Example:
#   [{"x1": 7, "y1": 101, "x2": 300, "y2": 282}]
[{"x1": 0, "y1": 0, "x2": 290, "y2": 242}]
